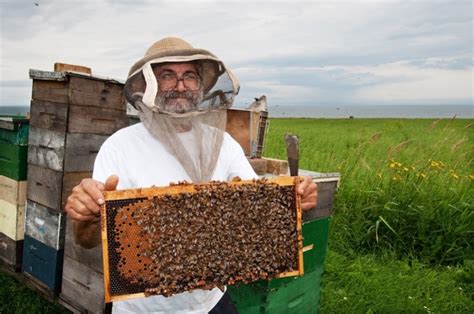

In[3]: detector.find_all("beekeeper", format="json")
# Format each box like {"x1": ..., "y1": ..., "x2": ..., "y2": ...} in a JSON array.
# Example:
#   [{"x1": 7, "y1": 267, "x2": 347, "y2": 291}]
[{"x1": 65, "y1": 37, "x2": 317, "y2": 313}]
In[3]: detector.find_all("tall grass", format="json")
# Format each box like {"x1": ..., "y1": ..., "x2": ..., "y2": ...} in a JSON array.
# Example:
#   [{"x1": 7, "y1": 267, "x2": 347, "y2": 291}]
[{"x1": 264, "y1": 118, "x2": 473, "y2": 265}]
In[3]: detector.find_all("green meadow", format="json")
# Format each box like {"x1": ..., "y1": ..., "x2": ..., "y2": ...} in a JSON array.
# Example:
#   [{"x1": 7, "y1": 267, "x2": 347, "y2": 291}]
[
  {"x1": 1, "y1": 118, "x2": 472, "y2": 313},
  {"x1": 264, "y1": 118, "x2": 473, "y2": 312}
]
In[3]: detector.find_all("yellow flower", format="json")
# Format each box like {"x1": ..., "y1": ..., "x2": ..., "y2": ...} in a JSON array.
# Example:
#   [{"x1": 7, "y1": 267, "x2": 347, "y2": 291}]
[
  {"x1": 451, "y1": 173, "x2": 459, "y2": 179},
  {"x1": 377, "y1": 173, "x2": 382, "y2": 178},
  {"x1": 389, "y1": 163, "x2": 396, "y2": 168},
  {"x1": 403, "y1": 167, "x2": 409, "y2": 172},
  {"x1": 468, "y1": 174, "x2": 474, "y2": 180}
]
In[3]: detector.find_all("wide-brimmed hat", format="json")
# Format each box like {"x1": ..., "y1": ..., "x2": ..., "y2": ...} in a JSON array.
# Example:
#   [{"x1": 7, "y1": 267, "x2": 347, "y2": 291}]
[{"x1": 127, "y1": 37, "x2": 224, "y2": 95}]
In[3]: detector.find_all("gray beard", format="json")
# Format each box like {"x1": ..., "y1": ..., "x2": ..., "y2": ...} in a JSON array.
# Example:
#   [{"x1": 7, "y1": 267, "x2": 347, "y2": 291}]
[{"x1": 155, "y1": 90, "x2": 204, "y2": 114}]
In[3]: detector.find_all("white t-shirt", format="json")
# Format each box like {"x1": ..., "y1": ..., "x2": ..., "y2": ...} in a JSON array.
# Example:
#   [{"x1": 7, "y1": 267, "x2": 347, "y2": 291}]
[{"x1": 93, "y1": 122, "x2": 257, "y2": 314}]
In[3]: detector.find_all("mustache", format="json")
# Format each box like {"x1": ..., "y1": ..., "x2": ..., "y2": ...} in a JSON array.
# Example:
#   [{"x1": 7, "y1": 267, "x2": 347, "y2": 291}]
[{"x1": 162, "y1": 91, "x2": 194, "y2": 99}]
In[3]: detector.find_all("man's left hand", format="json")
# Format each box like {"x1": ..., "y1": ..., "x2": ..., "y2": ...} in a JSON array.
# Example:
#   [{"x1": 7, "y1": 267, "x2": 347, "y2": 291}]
[{"x1": 297, "y1": 176, "x2": 318, "y2": 211}]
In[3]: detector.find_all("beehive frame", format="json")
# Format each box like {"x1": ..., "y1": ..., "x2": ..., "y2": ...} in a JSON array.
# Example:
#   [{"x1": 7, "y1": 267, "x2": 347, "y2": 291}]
[{"x1": 100, "y1": 176, "x2": 303, "y2": 302}]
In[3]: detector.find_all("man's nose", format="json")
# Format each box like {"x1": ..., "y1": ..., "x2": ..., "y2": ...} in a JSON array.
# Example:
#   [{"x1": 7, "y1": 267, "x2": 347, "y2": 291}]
[{"x1": 175, "y1": 79, "x2": 186, "y2": 92}]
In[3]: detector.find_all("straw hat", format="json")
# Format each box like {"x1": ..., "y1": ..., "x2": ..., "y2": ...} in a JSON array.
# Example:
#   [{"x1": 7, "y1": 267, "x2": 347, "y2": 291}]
[{"x1": 127, "y1": 37, "x2": 223, "y2": 94}]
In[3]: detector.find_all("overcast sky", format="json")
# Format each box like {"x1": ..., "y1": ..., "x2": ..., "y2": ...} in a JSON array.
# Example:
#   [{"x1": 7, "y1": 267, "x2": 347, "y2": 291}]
[{"x1": 0, "y1": 0, "x2": 472, "y2": 108}]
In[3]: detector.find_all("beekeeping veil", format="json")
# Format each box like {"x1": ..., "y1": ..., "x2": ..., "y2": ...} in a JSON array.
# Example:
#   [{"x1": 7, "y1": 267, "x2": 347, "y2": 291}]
[{"x1": 124, "y1": 37, "x2": 239, "y2": 183}]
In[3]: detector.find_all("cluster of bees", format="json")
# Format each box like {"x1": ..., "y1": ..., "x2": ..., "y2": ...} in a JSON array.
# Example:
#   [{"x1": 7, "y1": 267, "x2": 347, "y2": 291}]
[{"x1": 106, "y1": 179, "x2": 299, "y2": 297}]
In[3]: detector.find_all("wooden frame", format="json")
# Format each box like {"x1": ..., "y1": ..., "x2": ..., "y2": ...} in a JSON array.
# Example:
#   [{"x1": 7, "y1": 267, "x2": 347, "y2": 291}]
[{"x1": 100, "y1": 176, "x2": 303, "y2": 302}]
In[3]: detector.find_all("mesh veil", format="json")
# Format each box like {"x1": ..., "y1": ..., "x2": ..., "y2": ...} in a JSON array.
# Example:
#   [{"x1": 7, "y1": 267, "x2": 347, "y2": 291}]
[{"x1": 124, "y1": 54, "x2": 239, "y2": 183}]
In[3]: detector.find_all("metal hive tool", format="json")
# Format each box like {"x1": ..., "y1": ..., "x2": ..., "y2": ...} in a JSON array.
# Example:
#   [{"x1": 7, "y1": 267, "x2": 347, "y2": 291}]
[{"x1": 100, "y1": 176, "x2": 304, "y2": 302}]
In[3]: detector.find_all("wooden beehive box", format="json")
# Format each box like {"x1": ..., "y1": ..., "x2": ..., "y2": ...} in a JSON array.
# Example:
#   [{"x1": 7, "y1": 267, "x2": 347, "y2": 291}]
[
  {"x1": 226, "y1": 108, "x2": 268, "y2": 158},
  {"x1": 100, "y1": 177, "x2": 303, "y2": 302},
  {"x1": 24, "y1": 67, "x2": 128, "y2": 294}
]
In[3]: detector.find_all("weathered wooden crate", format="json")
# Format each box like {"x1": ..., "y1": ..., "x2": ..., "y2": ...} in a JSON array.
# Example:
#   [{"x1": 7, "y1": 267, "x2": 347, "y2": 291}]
[
  {"x1": 0, "y1": 143, "x2": 28, "y2": 181},
  {"x1": 227, "y1": 108, "x2": 268, "y2": 158},
  {"x1": 27, "y1": 164, "x2": 91, "y2": 212},
  {"x1": 0, "y1": 175, "x2": 27, "y2": 206},
  {"x1": 0, "y1": 232, "x2": 23, "y2": 271},
  {"x1": 0, "y1": 199, "x2": 25, "y2": 241},
  {"x1": 0, "y1": 116, "x2": 29, "y2": 146},
  {"x1": 22, "y1": 235, "x2": 64, "y2": 293},
  {"x1": 30, "y1": 69, "x2": 126, "y2": 111},
  {"x1": 25, "y1": 201, "x2": 65, "y2": 250},
  {"x1": 27, "y1": 126, "x2": 108, "y2": 172},
  {"x1": 30, "y1": 100, "x2": 128, "y2": 136}
]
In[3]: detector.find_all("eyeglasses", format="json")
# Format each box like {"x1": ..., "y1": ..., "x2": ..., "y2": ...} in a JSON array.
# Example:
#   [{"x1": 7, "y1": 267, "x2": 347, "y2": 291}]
[{"x1": 157, "y1": 70, "x2": 201, "y2": 91}]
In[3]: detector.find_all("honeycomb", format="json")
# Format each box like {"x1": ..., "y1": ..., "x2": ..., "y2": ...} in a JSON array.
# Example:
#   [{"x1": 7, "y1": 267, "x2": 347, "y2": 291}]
[{"x1": 101, "y1": 177, "x2": 303, "y2": 301}]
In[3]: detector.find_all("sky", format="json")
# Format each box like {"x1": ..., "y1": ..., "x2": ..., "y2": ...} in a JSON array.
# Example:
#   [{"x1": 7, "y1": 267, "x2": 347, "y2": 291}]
[{"x1": 0, "y1": 0, "x2": 472, "y2": 108}]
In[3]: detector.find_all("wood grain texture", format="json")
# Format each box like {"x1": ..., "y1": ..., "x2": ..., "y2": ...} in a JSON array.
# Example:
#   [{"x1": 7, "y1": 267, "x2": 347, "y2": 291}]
[
  {"x1": 27, "y1": 164, "x2": 63, "y2": 212},
  {"x1": 63, "y1": 133, "x2": 108, "y2": 172},
  {"x1": 0, "y1": 175, "x2": 26, "y2": 206},
  {"x1": 68, "y1": 105, "x2": 128, "y2": 135},
  {"x1": 54, "y1": 63, "x2": 91, "y2": 74},
  {"x1": 60, "y1": 255, "x2": 105, "y2": 313},
  {"x1": 0, "y1": 199, "x2": 25, "y2": 241},
  {"x1": 0, "y1": 232, "x2": 23, "y2": 271},
  {"x1": 32, "y1": 80, "x2": 69, "y2": 104},
  {"x1": 29, "y1": 100, "x2": 68, "y2": 133},
  {"x1": 68, "y1": 76, "x2": 125, "y2": 110},
  {"x1": 25, "y1": 200, "x2": 65, "y2": 250},
  {"x1": 226, "y1": 109, "x2": 251, "y2": 156},
  {"x1": 27, "y1": 127, "x2": 66, "y2": 171}
]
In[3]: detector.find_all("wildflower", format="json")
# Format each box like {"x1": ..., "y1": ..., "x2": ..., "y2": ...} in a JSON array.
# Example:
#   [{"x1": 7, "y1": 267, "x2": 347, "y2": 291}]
[
  {"x1": 408, "y1": 296, "x2": 413, "y2": 300},
  {"x1": 377, "y1": 173, "x2": 382, "y2": 179},
  {"x1": 411, "y1": 166, "x2": 416, "y2": 171},
  {"x1": 469, "y1": 174, "x2": 474, "y2": 180},
  {"x1": 451, "y1": 173, "x2": 459, "y2": 179},
  {"x1": 403, "y1": 167, "x2": 409, "y2": 172},
  {"x1": 343, "y1": 297, "x2": 348, "y2": 301},
  {"x1": 392, "y1": 174, "x2": 402, "y2": 181}
]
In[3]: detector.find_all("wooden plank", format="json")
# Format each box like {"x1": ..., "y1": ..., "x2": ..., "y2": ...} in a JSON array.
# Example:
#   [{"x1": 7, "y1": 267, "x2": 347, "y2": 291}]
[
  {"x1": 25, "y1": 200, "x2": 65, "y2": 250},
  {"x1": 64, "y1": 133, "x2": 108, "y2": 172},
  {"x1": 60, "y1": 255, "x2": 105, "y2": 313},
  {"x1": 27, "y1": 164, "x2": 63, "y2": 212},
  {"x1": 54, "y1": 63, "x2": 91, "y2": 75},
  {"x1": 63, "y1": 215, "x2": 102, "y2": 272},
  {"x1": 0, "y1": 175, "x2": 26, "y2": 206},
  {"x1": 249, "y1": 111, "x2": 260, "y2": 157},
  {"x1": 263, "y1": 157, "x2": 289, "y2": 175},
  {"x1": 68, "y1": 105, "x2": 128, "y2": 135},
  {"x1": 22, "y1": 235, "x2": 64, "y2": 293},
  {"x1": 29, "y1": 69, "x2": 67, "y2": 81},
  {"x1": 0, "y1": 199, "x2": 25, "y2": 241},
  {"x1": 29, "y1": 100, "x2": 68, "y2": 133},
  {"x1": 61, "y1": 172, "x2": 92, "y2": 211},
  {"x1": 0, "y1": 117, "x2": 29, "y2": 145},
  {"x1": 104, "y1": 176, "x2": 297, "y2": 200},
  {"x1": 0, "y1": 232, "x2": 23, "y2": 271},
  {"x1": 68, "y1": 76, "x2": 125, "y2": 110},
  {"x1": 226, "y1": 109, "x2": 251, "y2": 156},
  {"x1": 27, "y1": 126, "x2": 66, "y2": 171},
  {"x1": 31, "y1": 80, "x2": 69, "y2": 104}
]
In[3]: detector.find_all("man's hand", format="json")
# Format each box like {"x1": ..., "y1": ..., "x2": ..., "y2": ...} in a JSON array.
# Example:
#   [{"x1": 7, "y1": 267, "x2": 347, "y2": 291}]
[
  {"x1": 65, "y1": 175, "x2": 119, "y2": 221},
  {"x1": 297, "y1": 176, "x2": 317, "y2": 211}
]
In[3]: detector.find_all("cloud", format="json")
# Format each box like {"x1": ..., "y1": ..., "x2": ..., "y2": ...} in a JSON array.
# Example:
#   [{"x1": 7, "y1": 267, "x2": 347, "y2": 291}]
[{"x1": 0, "y1": 0, "x2": 472, "y2": 108}]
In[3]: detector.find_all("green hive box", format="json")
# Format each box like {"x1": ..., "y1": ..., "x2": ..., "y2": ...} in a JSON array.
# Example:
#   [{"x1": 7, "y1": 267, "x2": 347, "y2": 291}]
[
  {"x1": 0, "y1": 116, "x2": 29, "y2": 180},
  {"x1": 0, "y1": 116, "x2": 30, "y2": 146},
  {"x1": 228, "y1": 173, "x2": 338, "y2": 314}
]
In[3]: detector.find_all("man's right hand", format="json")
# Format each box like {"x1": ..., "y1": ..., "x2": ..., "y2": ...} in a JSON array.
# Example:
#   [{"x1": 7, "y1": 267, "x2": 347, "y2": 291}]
[{"x1": 65, "y1": 175, "x2": 119, "y2": 221}]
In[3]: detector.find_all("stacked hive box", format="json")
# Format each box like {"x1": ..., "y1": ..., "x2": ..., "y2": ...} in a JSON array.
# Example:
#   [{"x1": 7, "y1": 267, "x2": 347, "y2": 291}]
[
  {"x1": 0, "y1": 116, "x2": 29, "y2": 271},
  {"x1": 23, "y1": 68, "x2": 127, "y2": 298}
]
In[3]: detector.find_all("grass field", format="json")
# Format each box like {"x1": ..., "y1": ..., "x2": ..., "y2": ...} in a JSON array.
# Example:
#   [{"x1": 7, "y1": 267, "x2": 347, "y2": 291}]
[
  {"x1": 264, "y1": 118, "x2": 473, "y2": 312},
  {"x1": 1, "y1": 118, "x2": 473, "y2": 312}
]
